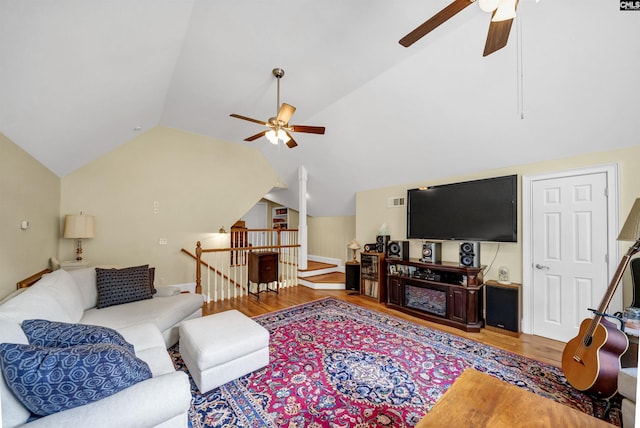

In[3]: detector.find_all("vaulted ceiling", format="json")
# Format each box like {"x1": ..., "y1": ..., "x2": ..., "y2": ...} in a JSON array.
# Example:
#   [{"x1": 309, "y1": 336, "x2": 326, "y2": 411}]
[{"x1": 1, "y1": 0, "x2": 638, "y2": 217}]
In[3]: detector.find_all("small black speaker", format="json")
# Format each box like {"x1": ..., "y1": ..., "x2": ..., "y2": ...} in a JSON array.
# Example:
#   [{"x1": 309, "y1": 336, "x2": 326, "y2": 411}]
[
  {"x1": 345, "y1": 262, "x2": 360, "y2": 293},
  {"x1": 386, "y1": 241, "x2": 409, "y2": 260},
  {"x1": 421, "y1": 242, "x2": 441, "y2": 263},
  {"x1": 376, "y1": 235, "x2": 390, "y2": 253},
  {"x1": 485, "y1": 282, "x2": 520, "y2": 336},
  {"x1": 459, "y1": 241, "x2": 481, "y2": 267},
  {"x1": 363, "y1": 243, "x2": 377, "y2": 252}
]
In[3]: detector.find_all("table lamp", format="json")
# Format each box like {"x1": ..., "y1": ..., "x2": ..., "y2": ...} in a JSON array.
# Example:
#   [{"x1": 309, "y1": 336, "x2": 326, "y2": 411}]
[
  {"x1": 348, "y1": 239, "x2": 361, "y2": 262},
  {"x1": 63, "y1": 213, "x2": 95, "y2": 260}
]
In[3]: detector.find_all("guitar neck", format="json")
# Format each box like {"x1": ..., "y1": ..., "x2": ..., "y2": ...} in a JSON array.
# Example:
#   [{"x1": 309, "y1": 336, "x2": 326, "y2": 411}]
[{"x1": 588, "y1": 239, "x2": 640, "y2": 332}]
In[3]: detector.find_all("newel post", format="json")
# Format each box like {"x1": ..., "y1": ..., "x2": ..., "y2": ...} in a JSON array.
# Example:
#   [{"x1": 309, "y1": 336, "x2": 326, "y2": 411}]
[{"x1": 195, "y1": 241, "x2": 202, "y2": 294}]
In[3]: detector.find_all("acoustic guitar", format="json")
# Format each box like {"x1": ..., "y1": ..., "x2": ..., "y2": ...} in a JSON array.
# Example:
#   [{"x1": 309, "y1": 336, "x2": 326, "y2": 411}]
[{"x1": 561, "y1": 239, "x2": 640, "y2": 399}]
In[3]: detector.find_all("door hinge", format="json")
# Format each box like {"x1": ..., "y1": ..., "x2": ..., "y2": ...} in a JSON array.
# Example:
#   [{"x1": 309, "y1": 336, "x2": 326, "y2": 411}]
[{"x1": 604, "y1": 187, "x2": 608, "y2": 198}]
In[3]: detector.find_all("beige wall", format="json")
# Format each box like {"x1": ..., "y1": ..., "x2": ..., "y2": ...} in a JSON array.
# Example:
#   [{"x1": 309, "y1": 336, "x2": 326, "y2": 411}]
[
  {"x1": 308, "y1": 216, "x2": 356, "y2": 262},
  {"x1": 60, "y1": 126, "x2": 284, "y2": 286},
  {"x1": 356, "y1": 145, "x2": 640, "y2": 305},
  {"x1": 0, "y1": 134, "x2": 60, "y2": 299}
]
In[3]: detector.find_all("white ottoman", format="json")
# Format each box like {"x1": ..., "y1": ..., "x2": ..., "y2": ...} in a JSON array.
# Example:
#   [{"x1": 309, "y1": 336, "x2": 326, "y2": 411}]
[{"x1": 179, "y1": 309, "x2": 270, "y2": 393}]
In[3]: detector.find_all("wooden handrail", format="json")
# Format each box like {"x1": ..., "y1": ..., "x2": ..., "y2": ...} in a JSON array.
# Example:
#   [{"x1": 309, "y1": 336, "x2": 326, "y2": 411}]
[
  {"x1": 181, "y1": 248, "x2": 242, "y2": 293},
  {"x1": 192, "y1": 240, "x2": 301, "y2": 295}
]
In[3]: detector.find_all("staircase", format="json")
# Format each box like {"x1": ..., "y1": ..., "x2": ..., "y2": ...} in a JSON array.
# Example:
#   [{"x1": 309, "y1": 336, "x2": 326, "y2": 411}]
[{"x1": 298, "y1": 258, "x2": 345, "y2": 290}]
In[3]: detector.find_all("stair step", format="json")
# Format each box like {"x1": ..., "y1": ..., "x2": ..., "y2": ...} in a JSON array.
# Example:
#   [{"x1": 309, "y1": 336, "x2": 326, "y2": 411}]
[
  {"x1": 299, "y1": 260, "x2": 338, "y2": 273},
  {"x1": 302, "y1": 272, "x2": 345, "y2": 284}
]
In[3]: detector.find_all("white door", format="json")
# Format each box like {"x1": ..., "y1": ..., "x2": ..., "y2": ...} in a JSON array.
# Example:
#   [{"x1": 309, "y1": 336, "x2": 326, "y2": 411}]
[{"x1": 531, "y1": 172, "x2": 610, "y2": 342}]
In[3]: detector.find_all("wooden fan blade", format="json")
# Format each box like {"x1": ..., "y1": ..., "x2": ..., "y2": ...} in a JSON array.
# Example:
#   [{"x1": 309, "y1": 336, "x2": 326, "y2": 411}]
[
  {"x1": 244, "y1": 130, "x2": 268, "y2": 142},
  {"x1": 483, "y1": 0, "x2": 518, "y2": 56},
  {"x1": 399, "y1": 0, "x2": 474, "y2": 47},
  {"x1": 230, "y1": 113, "x2": 268, "y2": 126},
  {"x1": 483, "y1": 19, "x2": 514, "y2": 56},
  {"x1": 285, "y1": 132, "x2": 298, "y2": 148},
  {"x1": 290, "y1": 125, "x2": 325, "y2": 135},
  {"x1": 277, "y1": 103, "x2": 296, "y2": 124}
]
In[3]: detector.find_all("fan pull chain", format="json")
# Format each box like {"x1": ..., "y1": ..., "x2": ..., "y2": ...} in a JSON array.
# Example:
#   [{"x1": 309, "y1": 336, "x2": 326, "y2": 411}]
[{"x1": 516, "y1": 15, "x2": 524, "y2": 119}]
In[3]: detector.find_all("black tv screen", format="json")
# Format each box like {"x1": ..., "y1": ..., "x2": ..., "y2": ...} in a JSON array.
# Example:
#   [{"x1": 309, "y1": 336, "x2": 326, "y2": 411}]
[{"x1": 407, "y1": 175, "x2": 517, "y2": 242}]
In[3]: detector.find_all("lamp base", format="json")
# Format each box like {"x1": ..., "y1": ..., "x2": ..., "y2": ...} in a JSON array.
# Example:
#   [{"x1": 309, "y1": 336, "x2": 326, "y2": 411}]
[{"x1": 75, "y1": 239, "x2": 84, "y2": 261}]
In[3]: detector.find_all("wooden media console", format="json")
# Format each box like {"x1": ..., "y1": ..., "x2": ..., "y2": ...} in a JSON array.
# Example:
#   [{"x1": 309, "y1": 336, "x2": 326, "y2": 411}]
[{"x1": 386, "y1": 258, "x2": 484, "y2": 332}]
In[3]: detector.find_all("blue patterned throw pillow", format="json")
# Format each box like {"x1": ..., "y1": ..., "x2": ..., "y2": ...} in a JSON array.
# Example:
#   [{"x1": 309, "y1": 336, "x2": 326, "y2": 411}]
[
  {"x1": 21, "y1": 319, "x2": 135, "y2": 354},
  {"x1": 0, "y1": 343, "x2": 152, "y2": 416},
  {"x1": 96, "y1": 264, "x2": 153, "y2": 309}
]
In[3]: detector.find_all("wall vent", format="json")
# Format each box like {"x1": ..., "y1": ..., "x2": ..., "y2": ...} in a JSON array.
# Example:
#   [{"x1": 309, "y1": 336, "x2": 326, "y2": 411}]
[{"x1": 387, "y1": 196, "x2": 405, "y2": 208}]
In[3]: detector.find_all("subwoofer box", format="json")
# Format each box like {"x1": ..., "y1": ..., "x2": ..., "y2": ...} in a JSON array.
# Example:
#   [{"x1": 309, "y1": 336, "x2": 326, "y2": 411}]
[{"x1": 485, "y1": 281, "x2": 521, "y2": 337}]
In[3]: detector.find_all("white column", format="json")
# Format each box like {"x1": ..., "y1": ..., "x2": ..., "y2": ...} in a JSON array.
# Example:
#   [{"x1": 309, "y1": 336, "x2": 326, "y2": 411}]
[{"x1": 298, "y1": 165, "x2": 308, "y2": 270}]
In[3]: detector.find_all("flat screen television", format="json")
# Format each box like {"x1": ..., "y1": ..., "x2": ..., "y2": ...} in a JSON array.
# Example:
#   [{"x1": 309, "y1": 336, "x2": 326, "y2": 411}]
[{"x1": 407, "y1": 174, "x2": 517, "y2": 242}]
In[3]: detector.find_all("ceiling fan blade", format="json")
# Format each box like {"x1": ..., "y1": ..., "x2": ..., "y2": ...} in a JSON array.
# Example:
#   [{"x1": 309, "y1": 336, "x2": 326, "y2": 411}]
[
  {"x1": 285, "y1": 132, "x2": 298, "y2": 149},
  {"x1": 290, "y1": 125, "x2": 325, "y2": 135},
  {"x1": 399, "y1": 0, "x2": 475, "y2": 47},
  {"x1": 483, "y1": 0, "x2": 518, "y2": 56},
  {"x1": 244, "y1": 130, "x2": 268, "y2": 142},
  {"x1": 277, "y1": 103, "x2": 296, "y2": 124},
  {"x1": 230, "y1": 113, "x2": 268, "y2": 126}
]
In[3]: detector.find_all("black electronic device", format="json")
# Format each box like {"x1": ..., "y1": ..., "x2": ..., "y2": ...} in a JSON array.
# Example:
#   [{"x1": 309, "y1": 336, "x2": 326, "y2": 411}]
[
  {"x1": 421, "y1": 242, "x2": 441, "y2": 263},
  {"x1": 407, "y1": 174, "x2": 517, "y2": 242},
  {"x1": 363, "y1": 243, "x2": 377, "y2": 252},
  {"x1": 376, "y1": 235, "x2": 390, "y2": 253},
  {"x1": 485, "y1": 282, "x2": 520, "y2": 336},
  {"x1": 387, "y1": 240, "x2": 409, "y2": 260},
  {"x1": 459, "y1": 241, "x2": 481, "y2": 268},
  {"x1": 345, "y1": 262, "x2": 360, "y2": 294}
]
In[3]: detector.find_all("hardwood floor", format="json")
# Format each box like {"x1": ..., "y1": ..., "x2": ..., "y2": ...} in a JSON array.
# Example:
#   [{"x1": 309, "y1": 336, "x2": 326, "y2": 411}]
[{"x1": 202, "y1": 285, "x2": 566, "y2": 367}]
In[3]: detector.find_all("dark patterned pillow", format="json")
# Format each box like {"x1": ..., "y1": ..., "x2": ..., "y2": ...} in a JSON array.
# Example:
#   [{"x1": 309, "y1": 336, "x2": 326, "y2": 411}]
[
  {"x1": 149, "y1": 266, "x2": 157, "y2": 295},
  {"x1": 0, "y1": 342, "x2": 152, "y2": 416},
  {"x1": 21, "y1": 319, "x2": 134, "y2": 354},
  {"x1": 96, "y1": 265, "x2": 153, "y2": 309}
]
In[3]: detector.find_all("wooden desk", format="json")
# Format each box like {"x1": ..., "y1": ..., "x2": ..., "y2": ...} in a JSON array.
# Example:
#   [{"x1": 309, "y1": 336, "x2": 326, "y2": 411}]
[{"x1": 416, "y1": 368, "x2": 615, "y2": 428}]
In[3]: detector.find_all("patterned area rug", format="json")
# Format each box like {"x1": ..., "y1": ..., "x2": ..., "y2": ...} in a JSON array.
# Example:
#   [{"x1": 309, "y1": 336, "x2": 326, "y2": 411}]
[{"x1": 169, "y1": 297, "x2": 621, "y2": 427}]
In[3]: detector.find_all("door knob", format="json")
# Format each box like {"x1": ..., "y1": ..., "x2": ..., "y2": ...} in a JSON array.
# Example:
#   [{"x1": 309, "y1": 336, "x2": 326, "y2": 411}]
[{"x1": 535, "y1": 264, "x2": 550, "y2": 270}]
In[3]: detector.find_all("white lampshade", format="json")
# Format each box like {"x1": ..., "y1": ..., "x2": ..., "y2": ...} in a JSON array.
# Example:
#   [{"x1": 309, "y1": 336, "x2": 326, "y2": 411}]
[
  {"x1": 348, "y1": 239, "x2": 361, "y2": 250},
  {"x1": 479, "y1": 0, "x2": 500, "y2": 13},
  {"x1": 492, "y1": 0, "x2": 517, "y2": 22},
  {"x1": 63, "y1": 214, "x2": 95, "y2": 239},
  {"x1": 618, "y1": 198, "x2": 640, "y2": 241}
]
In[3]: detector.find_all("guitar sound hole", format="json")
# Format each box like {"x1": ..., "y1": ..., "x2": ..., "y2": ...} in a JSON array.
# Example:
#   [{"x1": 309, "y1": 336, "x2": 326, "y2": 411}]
[{"x1": 582, "y1": 336, "x2": 593, "y2": 347}]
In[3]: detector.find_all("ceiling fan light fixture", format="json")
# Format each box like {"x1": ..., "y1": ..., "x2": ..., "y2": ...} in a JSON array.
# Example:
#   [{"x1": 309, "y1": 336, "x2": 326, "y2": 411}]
[
  {"x1": 479, "y1": 0, "x2": 500, "y2": 13},
  {"x1": 265, "y1": 129, "x2": 290, "y2": 145},
  {"x1": 265, "y1": 130, "x2": 278, "y2": 145},
  {"x1": 491, "y1": 0, "x2": 516, "y2": 21}
]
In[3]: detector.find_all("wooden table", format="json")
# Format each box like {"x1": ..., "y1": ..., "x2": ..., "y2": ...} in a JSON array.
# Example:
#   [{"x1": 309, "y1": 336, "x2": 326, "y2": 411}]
[{"x1": 415, "y1": 368, "x2": 615, "y2": 428}]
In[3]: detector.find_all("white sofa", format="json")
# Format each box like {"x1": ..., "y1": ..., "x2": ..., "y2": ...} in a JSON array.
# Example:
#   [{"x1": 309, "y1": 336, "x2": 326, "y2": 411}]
[
  {"x1": 618, "y1": 367, "x2": 637, "y2": 428},
  {"x1": 0, "y1": 267, "x2": 204, "y2": 428}
]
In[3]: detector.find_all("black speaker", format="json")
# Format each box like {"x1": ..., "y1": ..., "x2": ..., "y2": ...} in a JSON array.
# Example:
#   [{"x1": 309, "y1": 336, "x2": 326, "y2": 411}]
[
  {"x1": 485, "y1": 282, "x2": 520, "y2": 336},
  {"x1": 421, "y1": 242, "x2": 441, "y2": 263},
  {"x1": 387, "y1": 241, "x2": 409, "y2": 260},
  {"x1": 459, "y1": 241, "x2": 481, "y2": 267},
  {"x1": 376, "y1": 235, "x2": 390, "y2": 253},
  {"x1": 363, "y1": 243, "x2": 377, "y2": 252},
  {"x1": 345, "y1": 262, "x2": 360, "y2": 293}
]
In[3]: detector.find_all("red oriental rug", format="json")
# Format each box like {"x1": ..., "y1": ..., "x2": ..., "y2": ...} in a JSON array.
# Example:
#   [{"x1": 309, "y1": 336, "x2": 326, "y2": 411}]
[{"x1": 169, "y1": 297, "x2": 621, "y2": 427}]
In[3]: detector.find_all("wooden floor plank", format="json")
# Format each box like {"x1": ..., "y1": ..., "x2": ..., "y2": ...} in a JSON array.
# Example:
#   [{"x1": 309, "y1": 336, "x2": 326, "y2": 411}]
[{"x1": 202, "y1": 285, "x2": 565, "y2": 367}]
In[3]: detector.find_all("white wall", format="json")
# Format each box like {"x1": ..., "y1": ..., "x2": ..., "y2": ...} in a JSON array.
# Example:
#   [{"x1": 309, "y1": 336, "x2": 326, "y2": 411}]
[
  {"x1": 60, "y1": 126, "x2": 284, "y2": 286},
  {"x1": 0, "y1": 133, "x2": 60, "y2": 299}
]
